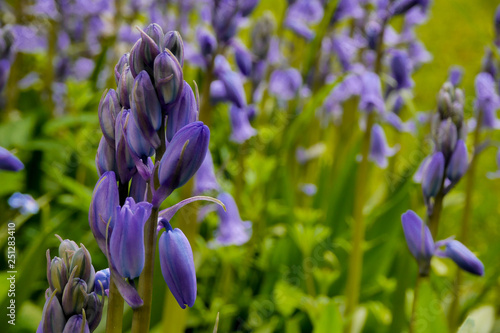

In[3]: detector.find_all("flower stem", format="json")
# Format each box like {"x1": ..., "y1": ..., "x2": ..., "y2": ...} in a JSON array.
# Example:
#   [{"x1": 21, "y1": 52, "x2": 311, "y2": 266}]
[
  {"x1": 344, "y1": 111, "x2": 375, "y2": 330},
  {"x1": 409, "y1": 275, "x2": 423, "y2": 333},
  {"x1": 106, "y1": 280, "x2": 124, "y2": 333}
]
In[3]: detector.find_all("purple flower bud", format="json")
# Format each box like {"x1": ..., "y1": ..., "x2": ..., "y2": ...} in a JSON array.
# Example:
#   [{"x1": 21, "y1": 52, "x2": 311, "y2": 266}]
[
  {"x1": 233, "y1": 41, "x2": 253, "y2": 77},
  {"x1": 124, "y1": 111, "x2": 155, "y2": 159},
  {"x1": 495, "y1": 5, "x2": 500, "y2": 47},
  {"x1": 114, "y1": 53, "x2": 129, "y2": 85},
  {"x1": 212, "y1": 0, "x2": 241, "y2": 43},
  {"x1": 98, "y1": 89, "x2": 121, "y2": 147},
  {"x1": 154, "y1": 50, "x2": 184, "y2": 106},
  {"x1": 47, "y1": 255, "x2": 68, "y2": 297},
  {"x1": 401, "y1": 210, "x2": 434, "y2": 273},
  {"x1": 443, "y1": 240, "x2": 484, "y2": 276},
  {"x1": 109, "y1": 197, "x2": 152, "y2": 279},
  {"x1": 210, "y1": 80, "x2": 228, "y2": 103},
  {"x1": 0, "y1": 146, "x2": 24, "y2": 171},
  {"x1": 159, "y1": 220, "x2": 197, "y2": 309},
  {"x1": 130, "y1": 71, "x2": 162, "y2": 148},
  {"x1": 219, "y1": 70, "x2": 247, "y2": 108},
  {"x1": 94, "y1": 268, "x2": 110, "y2": 296},
  {"x1": 130, "y1": 26, "x2": 161, "y2": 77},
  {"x1": 365, "y1": 20, "x2": 381, "y2": 50},
  {"x1": 436, "y1": 119, "x2": 458, "y2": 160},
  {"x1": 144, "y1": 23, "x2": 164, "y2": 46},
  {"x1": 369, "y1": 124, "x2": 398, "y2": 168},
  {"x1": 446, "y1": 139, "x2": 468, "y2": 182},
  {"x1": 155, "y1": 122, "x2": 210, "y2": 206},
  {"x1": 162, "y1": 31, "x2": 184, "y2": 67},
  {"x1": 197, "y1": 27, "x2": 217, "y2": 58},
  {"x1": 62, "y1": 278, "x2": 87, "y2": 316},
  {"x1": 166, "y1": 81, "x2": 198, "y2": 141},
  {"x1": 194, "y1": 151, "x2": 220, "y2": 195},
  {"x1": 229, "y1": 105, "x2": 257, "y2": 143},
  {"x1": 69, "y1": 245, "x2": 92, "y2": 285},
  {"x1": 8, "y1": 192, "x2": 39, "y2": 215},
  {"x1": 215, "y1": 192, "x2": 252, "y2": 246},
  {"x1": 84, "y1": 292, "x2": 103, "y2": 332},
  {"x1": 39, "y1": 293, "x2": 66, "y2": 333},
  {"x1": 288, "y1": 0, "x2": 324, "y2": 24},
  {"x1": 359, "y1": 72, "x2": 385, "y2": 113},
  {"x1": 63, "y1": 315, "x2": 90, "y2": 333},
  {"x1": 408, "y1": 40, "x2": 432, "y2": 66},
  {"x1": 389, "y1": 0, "x2": 429, "y2": 17},
  {"x1": 332, "y1": 0, "x2": 363, "y2": 23},
  {"x1": 117, "y1": 66, "x2": 134, "y2": 109},
  {"x1": 284, "y1": 19, "x2": 314, "y2": 40},
  {"x1": 89, "y1": 171, "x2": 119, "y2": 254},
  {"x1": 421, "y1": 152, "x2": 445, "y2": 199},
  {"x1": 115, "y1": 110, "x2": 137, "y2": 183},
  {"x1": 475, "y1": 72, "x2": 500, "y2": 129},
  {"x1": 251, "y1": 14, "x2": 275, "y2": 60},
  {"x1": 269, "y1": 68, "x2": 302, "y2": 101},
  {"x1": 448, "y1": 66, "x2": 463, "y2": 86},
  {"x1": 96, "y1": 136, "x2": 117, "y2": 176},
  {"x1": 391, "y1": 50, "x2": 413, "y2": 90},
  {"x1": 58, "y1": 238, "x2": 79, "y2": 268}
]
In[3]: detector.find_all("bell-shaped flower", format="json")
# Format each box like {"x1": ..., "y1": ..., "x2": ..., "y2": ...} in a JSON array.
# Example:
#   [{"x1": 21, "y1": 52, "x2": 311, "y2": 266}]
[
  {"x1": 196, "y1": 27, "x2": 217, "y2": 58},
  {"x1": 448, "y1": 66, "x2": 463, "y2": 86},
  {"x1": 0, "y1": 146, "x2": 24, "y2": 171},
  {"x1": 215, "y1": 192, "x2": 252, "y2": 246},
  {"x1": 63, "y1": 314, "x2": 90, "y2": 333},
  {"x1": 401, "y1": 210, "x2": 434, "y2": 275},
  {"x1": 69, "y1": 245, "x2": 93, "y2": 284},
  {"x1": 436, "y1": 119, "x2": 458, "y2": 160},
  {"x1": 194, "y1": 151, "x2": 220, "y2": 195},
  {"x1": 166, "y1": 81, "x2": 198, "y2": 141},
  {"x1": 331, "y1": 0, "x2": 363, "y2": 23},
  {"x1": 115, "y1": 110, "x2": 137, "y2": 184},
  {"x1": 96, "y1": 136, "x2": 117, "y2": 176},
  {"x1": 219, "y1": 70, "x2": 247, "y2": 108},
  {"x1": 390, "y1": 50, "x2": 413, "y2": 90},
  {"x1": 368, "y1": 124, "x2": 398, "y2": 169},
  {"x1": 154, "y1": 50, "x2": 183, "y2": 107},
  {"x1": 62, "y1": 277, "x2": 87, "y2": 316},
  {"x1": 229, "y1": 105, "x2": 257, "y2": 144},
  {"x1": 421, "y1": 152, "x2": 445, "y2": 199},
  {"x1": 129, "y1": 27, "x2": 161, "y2": 77},
  {"x1": 440, "y1": 240, "x2": 484, "y2": 276},
  {"x1": 162, "y1": 31, "x2": 184, "y2": 67},
  {"x1": 94, "y1": 268, "x2": 110, "y2": 296},
  {"x1": 130, "y1": 71, "x2": 162, "y2": 148},
  {"x1": 129, "y1": 169, "x2": 149, "y2": 202},
  {"x1": 269, "y1": 68, "x2": 302, "y2": 101},
  {"x1": 84, "y1": 292, "x2": 104, "y2": 332},
  {"x1": 114, "y1": 53, "x2": 129, "y2": 85},
  {"x1": 89, "y1": 171, "x2": 119, "y2": 254},
  {"x1": 108, "y1": 197, "x2": 152, "y2": 279},
  {"x1": 98, "y1": 89, "x2": 121, "y2": 147},
  {"x1": 8, "y1": 192, "x2": 39, "y2": 215},
  {"x1": 38, "y1": 292, "x2": 66, "y2": 333},
  {"x1": 446, "y1": 139, "x2": 468, "y2": 182},
  {"x1": 233, "y1": 41, "x2": 253, "y2": 77},
  {"x1": 47, "y1": 255, "x2": 68, "y2": 298},
  {"x1": 158, "y1": 219, "x2": 197, "y2": 309},
  {"x1": 474, "y1": 72, "x2": 500, "y2": 129},
  {"x1": 117, "y1": 65, "x2": 134, "y2": 109},
  {"x1": 124, "y1": 111, "x2": 155, "y2": 160},
  {"x1": 359, "y1": 72, "x2": 385, "y2": 113},
  {"x1": 154, "y1": 122, "x2": 210, "y2": 206}
]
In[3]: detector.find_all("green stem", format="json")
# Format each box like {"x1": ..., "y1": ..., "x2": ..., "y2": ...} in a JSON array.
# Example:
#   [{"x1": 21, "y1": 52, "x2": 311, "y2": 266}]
[
  {"x1": 428, "y1": 190, "x2": 444, "y2": 238},
  {"x1": 448, "y1": 112, "x2": 482, "y2": 328},
  {"x1": 409, "y1": 275, "x2": 423, "y2": 333},
  {"x1": 106, "y1": 280, "x2": 124, "y2": 333},
  {"x1": 344, "y1": 112, "x2": 375, "y2": 330}
]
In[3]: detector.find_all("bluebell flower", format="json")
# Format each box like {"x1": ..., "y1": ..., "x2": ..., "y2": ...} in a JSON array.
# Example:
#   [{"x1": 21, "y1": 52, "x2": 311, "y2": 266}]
[
  {"x1": 194, "y1": 151, "x2": 220, "y2": 195},
  {"x1": 448, "y1": 66, "x2": 463, "y2": 86},
  {"x1": 229, "y1": 105, "x2": 257, "y2": 144},
  {"x1": 8, "y1": 192, "x2": 39, "y2": 215},
  {"x1": 474, "y1": 72, "x2": 500, "y2": 129},
  {"x1": 96, "y1": 136, "x2": 117, "y2": 176},
  {"x1": 269, "y1": 68, "x2": 302, "y2": 101},
  {"x1": 446, "y1": 139, "x2": 468, "y2": 183},
  {"x1": 440, "y1": 240, "x2": 484, "y2": 276},
  {"x1": 331, "y1": 0, "x2": 363, "y2": 24},
  {"x1": 232, "y1": 41, "x2": 253, "y2": 77},
  {"x1": 94, "y1": 268, "x2": 110, "y2": 296},
  {"x1": 215, "y1": 192, "x2": 252, "y2": 246},
  {"x1": 359, "y1": 72, "x2": 385, "y2": 113},
  {"x1": 408, "y1": 40, "x2": 432, "y2": 67},
  {"x1": 368, "y1": 124, "x2": 398, "y2": 168},
  {"x1": 62, "y1": 314, "x2": 90, "y2": 333},
  {"x1": 114, "y1": 110, "x2": 137, "y2": 184},
  {"x1": 421, "y1": 152, "x2": 445, "y2": 199},
  {"x1": 98, "y1": 89, "x2": 121, "y2": 147},
  {"x1": 390, "y1": 50, "x2": 414, "y2": 90},
  {"x1": 166, "y1": 81, "x2": 198, "y2": 141},
  {"x1": 0, "y1": 146, "x2": 24, "y2": 172}
]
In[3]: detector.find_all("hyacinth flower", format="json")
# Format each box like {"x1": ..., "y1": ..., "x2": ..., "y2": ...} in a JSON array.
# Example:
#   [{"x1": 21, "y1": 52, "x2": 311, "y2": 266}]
[
  {"x1": 214, "y1": 192, "x2": 252, "y2": 246},
  {"x1": 359, "y1": 72, "x2": 385, "y2": 114},
  {"x1": 0, "y1": 146, "x2": 24, "y2": 171},
  {"x1": 368, "y1": 124, "x2": 399, "y2": 168},
  {"x1": 8, "y1": 192, "x2": 39, "y2": 215},
  {"x1": 401, "y1": 210, "x2": 484, "y2": 276},
  {"x1": 37, "y1": 237, "x2": 104, "y2": 333}
]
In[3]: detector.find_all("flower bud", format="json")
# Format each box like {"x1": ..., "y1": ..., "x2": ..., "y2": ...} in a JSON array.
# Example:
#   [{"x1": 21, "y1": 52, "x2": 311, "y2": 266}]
[
  {"x1": 220, "y1": 70, "x2": 247, "y2": 108},
  {"x1": 62, "y1": 277, "x2": 87, "y2": 316},
  {"x1": 166, "y1": 81, "x2": 198, "y2": 141},
  {"x1": 390, "y1": 50, "x2": 413, "y2": 90},
  {"x1": 114, "y1": 53, "x2": 129, "y2": 86},
  {"x1": 47, "y1": 254, "x2": 68, "y2": 296},
  {"x1": 359, "y1": 72, "x2": 385, "y2": 113},
  {"x1": 69, "y1": 245, "x2": 92, "y2": 284},
  {"x1": 251, "y1": 13, "x2": 275, "y2": 60},
  {"x1": 233, "y1": 42, "x2": 253, "y2": 77},
  {"x1": 84, "y1": 292, "x2": 103, "y2": 332},
  {"x1": 117, "y1": 65, "x2": 134, "y2": 109},
  {"x1": 162, "y1": 31, "x2": 184, "y2": 67},
  {"x1": 129, "y1": 27, "x2": 161, "y2": 77},
  {"x1": 368, "y1": 124, "x2": 398, "y2": 169},
  {"x1": 39, "y1": 292, "x2": 66, "y2": 333},
  {"x1": 401, "y1": 210, "x2": 434, "y2": 275},
  {"x1": 196, "y1": 27, "x2": 217, "y2": 58},
  {"x1": 421, "y1": 152, "x2": 445, "y2": 199},
  {"x1": 124, "y1": 111, "x2": 155, "y2": 159},
  {"x1": 159, "y1": 220, "x2": 197, "y2": 309},
  {"x1": 58, "y1": 239, "x2": 79, "y2": 268},
  {"x1": 215, "y1": 192, "x2": 252, "y2": 246},
  {"x1": 154, "y1": 50, "x2": 183, "y2": 106},
  {"x1": 144, "y1": 23, "x2": 163, "y2": 45},
  {"x1": 0, "y1": 146, "x2": 24, "y2": 171},
  {"x1": 63, "y1": 314, "x2": 90, "y2": 333},
  {"x1": 109, "y1": 198, "x2": 152, "y2": 279},
  {"x1": 98, "y1": 89, "x2": 121, "y2": 147},
  {"x1": 436, "y1": 119, "x2": 457, "y2": 160},
  {"x1": 96, "y1": 136, "x2": 117, "y2": 176},
  {"x1": 154, "y1": 122, "x2": 210, "y2": 206},
  {"x1": 446, "y1": 139, "x2": 468, "y2": 182},
  {"x1": 444, "y1": 240, "x2": 484, "y2": 276},
  {"x1": 89, "y1": 171, "x2": 119, "y2": 254},
  {"x1": 448, "y1": 66, "x2": 463, "y2": 87},
  {"x1": 115, "y1": 110, "x2": 137, "y2": 183},
  {"x1": 94, "y1": 268, "x2": 110, "y2": 296}
]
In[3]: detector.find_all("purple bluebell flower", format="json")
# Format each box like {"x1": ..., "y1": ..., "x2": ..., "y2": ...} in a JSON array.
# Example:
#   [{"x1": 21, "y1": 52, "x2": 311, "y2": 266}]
[
  {"x1": 89, "y1": 171, "x2": 119, "y2": 253},
  {"x1": 154, "y1": 50, "x2": 184, "y2": 107},
  {"x1": 401, "y1": 210, "x2": 434, "y2": 270},
  {"x1": 194, "y1": 151, "x2": 220, "y2": 195},
  {"x1": 162, "y1": 31, "x2": 184, "y2": 67},
  {"x1": 131, "y1": 70, "x2": 163, "y2": 148},
  {"x1": 441, "y1": 240, "x2": 484, "y2": 276},
  {"x1": 285, "y1": 18, "x2": 314, "y2": 40},
  {"x1": 115, "y1": 54, "x2": 129, "y2": 85},
  {"x1": 96, "y1": 136, "x2": 117, "y2": 176},
  {"x1": 269, "y1": 68, "x2": 302, "y2": 101},
  {"x1": 8, "y1": 192, "x2": 39, "y2": 215},
  {"x1": 365, "y1": 20, "x2": 381, "y2": 50},
  {"x1": 155, "y1": 122, "x2": 210, "y2": 206},
  {"x1": 421, "y1": 152, "x2": 445, "y2": 199},
  {"x1": 115, "y1": 110, "x2": 137, "y2": 183},
  {"x1": 359, "y1": 72, "x2": 385, "y2": 113},
  {"x1": 233, "y1": 41, "x2": 253, "y2": 77},
  {"x1": 331, "y1": 35, "x2": 360, "y2": 71},
  {"x1": 166, "y1": 81, "x2": 198, "y2": 141},
  {"x1": 240, "y1": 0, "x2": 260, "y2": 17},
  {"x1": 158, "y1": 219, "x2": 197, "y2": 309},
  {"x1": 197, "y1": 27, "x2": 217, "y2": 59},
  {"x1": 38, "y1": 293, "x2": 66, "y2": 333},
  {"x1": 368, "y1": 124, "x2": 398, "y2": 168},
  {"x1": 124, "y1": 111, "x2": 155, "y2": 160},
  {"x1": 218, "y1": 69, "x2": 247, "y2": 108},
  {"x1": 117, "y1": 66, "x2": 134, "y2": 109},
  {"x1": 11, "y1": 25, "x2": 47, "y2": 53},
  {"x1": 215, "y1": 192, "x2": 252, "y2": 246},
  {"x1": 389, "y1": 0, "x2": 430, "y2": 17},
  {"x1": 331, "y1": 0, "x2": 363, "y2": 24},
  {"x1": 0, "y1": 147, "x2": 24, "y2": 171},
  {"x1": 210, "y1": 0, "x2": 242, "y2": 43},
  {"x1": 436, "y1": 119, "x2": 458, "y2": 160},
  {"x1": 446, "y1": 139, "x2": 468, "y2": 183},
  {"x1": 474, "y1": 72, "x2": 500, "y2": 129},
  {"x1": 94, "y1": 268, "x2": 110, "y2": 296},
  {"x1": 229, "y1": 105, "x2": 257, "y2": 143},
  {"x1": 449, "y1": 66, "x2": 463, "y2": 87},
  {"x1": 210, "y1": 80, "x2": 228, "y2": 104},
  {"x1": 287, "y1": 0, "x2": 324, "y2": 23},
  {"x1": 109, "y1": 198, "x2": 152, "y2": 279},
  {"x1": 130, "y1": 26, "x2": 162, "y2": 77},
  {"x1": 98, "y1": 89, "x2": 121, "y2": 147},
  {"x1": 62, "y1": 315, "x2": 90, "y2": 333},
  {"x1": 390, "y1": 50, "x2": 413, "y2": 90}
]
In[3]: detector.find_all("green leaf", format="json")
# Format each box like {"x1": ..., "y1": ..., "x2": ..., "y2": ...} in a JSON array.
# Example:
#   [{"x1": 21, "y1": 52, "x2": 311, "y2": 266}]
[{"x1": 312, "y1": 300, "x2": 343, "y2": 333}]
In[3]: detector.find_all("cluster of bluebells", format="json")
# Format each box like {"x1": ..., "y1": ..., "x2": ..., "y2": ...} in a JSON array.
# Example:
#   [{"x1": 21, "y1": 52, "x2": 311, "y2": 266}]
[
  {"x1": 37, "y1": 237, "x2": 108, "y2": 333},
  {"x1": 90, "y1": 24, "x2": 215, "y2": 309}
]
